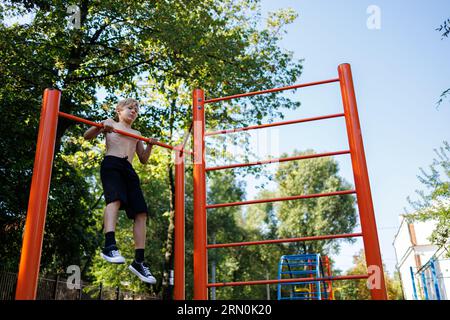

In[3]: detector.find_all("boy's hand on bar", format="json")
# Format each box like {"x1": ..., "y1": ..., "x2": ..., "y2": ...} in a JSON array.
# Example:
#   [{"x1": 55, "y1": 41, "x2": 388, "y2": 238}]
[{"x1": 102, "y1": 119, "x2": 115, "y2": 133}]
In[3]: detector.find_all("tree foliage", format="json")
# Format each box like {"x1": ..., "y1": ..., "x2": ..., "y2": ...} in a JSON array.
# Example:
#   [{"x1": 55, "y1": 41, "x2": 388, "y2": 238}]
[
  {"x1": 274, "y1": 150, "x2": 357, "y2": 255},
  {"x1": 406, "y1": 141, "x2": 450, "y2": 255}
]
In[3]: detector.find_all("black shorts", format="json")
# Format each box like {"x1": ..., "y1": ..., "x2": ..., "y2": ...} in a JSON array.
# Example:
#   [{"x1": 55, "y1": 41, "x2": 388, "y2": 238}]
[{"x1": 100, "y1": 155, "x2": 148, "y2": 219}]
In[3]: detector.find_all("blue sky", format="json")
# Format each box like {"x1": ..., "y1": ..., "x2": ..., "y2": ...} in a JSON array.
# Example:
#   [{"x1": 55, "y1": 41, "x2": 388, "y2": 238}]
[{"x1": 237, "y1": 0, "x2": 450, "y2": 275}]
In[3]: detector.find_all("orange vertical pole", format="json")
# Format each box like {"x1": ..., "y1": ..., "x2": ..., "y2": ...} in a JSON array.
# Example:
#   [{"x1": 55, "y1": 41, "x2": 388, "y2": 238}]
[
  {"x1": 338, "y1": 63, "x2": 388, "y2": 300},
  {"x1": 15, "y1": 88, "x2": 61, "y2": 300},
  {"x1": 324, "y1": 256, "x2": 333, "y2": 300},
  {"x1": 193, "y1": 89, "x2": 208, "y2": 300},
  {"x1": 174, "y1": 146, "x2": 185, "y2": 300}
]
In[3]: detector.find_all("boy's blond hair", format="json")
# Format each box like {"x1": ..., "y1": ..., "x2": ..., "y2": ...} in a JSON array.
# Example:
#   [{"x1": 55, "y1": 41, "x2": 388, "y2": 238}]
[{"x1": 115, "y1": 98, "x2": 139, "y2": 120}]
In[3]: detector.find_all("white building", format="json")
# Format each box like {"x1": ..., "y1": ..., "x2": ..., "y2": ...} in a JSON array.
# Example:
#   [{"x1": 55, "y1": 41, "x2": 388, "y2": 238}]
[{"x1": 393, "y1": 215, "x2": 450, "y2": 300}]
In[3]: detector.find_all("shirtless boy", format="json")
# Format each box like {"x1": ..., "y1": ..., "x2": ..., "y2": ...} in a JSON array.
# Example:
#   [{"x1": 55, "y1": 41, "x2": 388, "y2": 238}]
[{"x1": 84, "y1": 98, "x2": 157, "y2": 284}]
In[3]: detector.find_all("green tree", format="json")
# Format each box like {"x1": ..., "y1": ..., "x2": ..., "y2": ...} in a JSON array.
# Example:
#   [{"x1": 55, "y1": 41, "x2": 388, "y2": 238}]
[
  {"x1": 406, "y1": 141, "x2": 450, "y2": 256},
  {"x1": 274, "y1": 150, "x2": 357, "y2": 255}
]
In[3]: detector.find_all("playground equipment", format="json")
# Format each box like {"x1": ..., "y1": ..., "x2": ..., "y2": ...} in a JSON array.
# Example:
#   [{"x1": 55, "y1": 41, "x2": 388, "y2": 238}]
[
  {"x1": 410, "y1": 258, "x2": 443, "y2": 300},
  {"x1": 192, "y1": 63, "x2": 387, "y2": 300},
  {"x1": 15, "y1": 63, "x2": 388, "y2": 300},
  {"x1": 277, "y1": 254, "x2": 333, "y2": 300}
]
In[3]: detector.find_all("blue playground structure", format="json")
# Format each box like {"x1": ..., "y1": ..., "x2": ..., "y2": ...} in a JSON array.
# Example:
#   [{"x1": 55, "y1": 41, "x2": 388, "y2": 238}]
[
  {"x1": 277, "y1": 253, "x2": 333, "y2": 300},
  {"x1": 410, "y1": 258, "x2": 443, "y2": 300}
]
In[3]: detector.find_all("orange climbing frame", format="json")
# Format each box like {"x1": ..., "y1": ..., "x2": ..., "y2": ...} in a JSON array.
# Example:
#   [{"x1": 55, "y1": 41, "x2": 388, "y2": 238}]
[
  {"x1": 15, "y1": 90, "x2": 189, "y2": 300},
  {"x1": 192, "y1": 63, "x2": 388, "y2": 300}
]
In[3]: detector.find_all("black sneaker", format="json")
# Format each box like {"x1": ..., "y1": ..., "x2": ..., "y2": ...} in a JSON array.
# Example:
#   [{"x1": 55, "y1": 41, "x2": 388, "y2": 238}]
[
  {"x1": 129, "y1": 261, "x2": 157, "y2": 284},
  {"x1": 100, "y1": 245, "x2": 125, "y2": 264}
]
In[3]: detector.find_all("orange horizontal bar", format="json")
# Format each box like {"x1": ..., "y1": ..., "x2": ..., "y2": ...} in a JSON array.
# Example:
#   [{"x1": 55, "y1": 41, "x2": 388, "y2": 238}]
[
  {"x1": 207, "y1": 274, "x2": 368, "y2": 288},
  {"x1": 206, "y1": 189, "x2": 356, "y2": 209},
  {"x1": 204, "y1": 78, "x2": 340, "y2": 104},
  {"x1": 205, "y1": 113, "x2": 345, "y2": 136},
  {"x1": 58, "y1": 112, "x2": 192, "y2": 155},
  {"x1": 206, "y1": 150, "x2": 350, "y2": 171},
  {"x1": 206, "y1": 232, "x2": 362, "y2": 249}
]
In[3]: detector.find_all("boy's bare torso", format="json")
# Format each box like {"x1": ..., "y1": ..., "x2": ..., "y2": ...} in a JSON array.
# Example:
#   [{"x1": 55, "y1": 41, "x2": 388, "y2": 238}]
[{"x1": 105, "y1": 122, "x2": 140, "y2": 163}]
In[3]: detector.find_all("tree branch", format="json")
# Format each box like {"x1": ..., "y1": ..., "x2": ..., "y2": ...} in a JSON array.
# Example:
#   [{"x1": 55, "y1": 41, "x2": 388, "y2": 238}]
[{"x1": 68, "y1": 58, "x2": 155, "y2": 82}]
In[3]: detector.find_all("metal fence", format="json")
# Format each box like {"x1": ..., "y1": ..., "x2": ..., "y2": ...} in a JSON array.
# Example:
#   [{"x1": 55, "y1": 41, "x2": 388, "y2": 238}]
[{"x1": 0, "y1": 271, "x2": 159, "y2": 300}]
